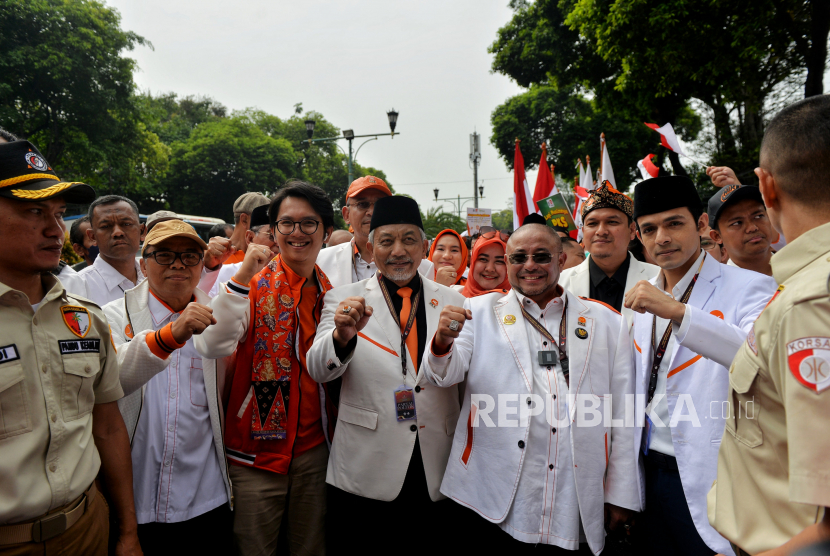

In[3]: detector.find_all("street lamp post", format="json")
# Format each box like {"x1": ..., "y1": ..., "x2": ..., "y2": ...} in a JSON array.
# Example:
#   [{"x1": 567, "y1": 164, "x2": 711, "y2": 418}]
[
  {"x1": 433, "y1": 186, "x2": 484, "y2": 219},
  {"x1": 302, "y1": 110, "x2": 399, "y2": 186}
]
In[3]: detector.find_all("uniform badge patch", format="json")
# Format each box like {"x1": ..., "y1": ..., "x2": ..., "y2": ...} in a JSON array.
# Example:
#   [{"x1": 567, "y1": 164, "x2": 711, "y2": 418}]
[
  {"x1": 61, "y1": 305, "x2": 90, "y2": 338},
  {"x1": 25, "y1": 151, "x2": 48, "y2": 171},
  {"x1": 430, "y1": 298, "x2": 438, "y2": 308},
  {"x1": 578, "y1": 316, "x2": 586, "y2": 326},
  {"x1": 746, "y1": 326, "x2": 758, "y2": 355},
  {"x1": 787, "y1": 337, "x2": 830, "y2": 392},
  {"x1": 0, "y1": 344, "x2": 20, "y2": 364},
  {"x1": 503, "y1": 314, "x2": 516, "y2": 325},
  {"x1": 575, "y1": 327, "x2": 589, "y2": 339}
]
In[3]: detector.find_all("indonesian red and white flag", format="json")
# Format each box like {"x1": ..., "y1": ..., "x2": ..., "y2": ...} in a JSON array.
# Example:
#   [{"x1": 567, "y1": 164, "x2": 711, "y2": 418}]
[
  {"x1": 600, "y1": 135, "x2": 617, "y2": 188},
  {"x1": 513, "y1": 141, "x2": 537, "y2": 230},
  {"x1": 637, "y1": 153, "x2": 660, "y2": 180},
  {"x1": 533, "y1": 144, "x2": 557, "y2": 203},
  {"x1": 644, "y1": 122, "x2": 686, "y2": 156},
  {"x1": 572, "y1": 185, "x2": 591, "y2": 241}
]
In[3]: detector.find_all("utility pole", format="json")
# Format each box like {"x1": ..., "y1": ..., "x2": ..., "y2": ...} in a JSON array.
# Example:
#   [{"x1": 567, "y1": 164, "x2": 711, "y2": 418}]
[{"x1": 470, "y1": 131, "x2": 481, "y2": 209}]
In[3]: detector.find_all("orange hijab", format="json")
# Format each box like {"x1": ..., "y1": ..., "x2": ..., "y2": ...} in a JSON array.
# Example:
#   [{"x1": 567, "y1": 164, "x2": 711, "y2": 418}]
[
  {"x1": 461, "y1": 236, "x2": 511, "y2": 298},
  {"x1": 428, "y1": 229, "x2": 468, "y2": 286}
]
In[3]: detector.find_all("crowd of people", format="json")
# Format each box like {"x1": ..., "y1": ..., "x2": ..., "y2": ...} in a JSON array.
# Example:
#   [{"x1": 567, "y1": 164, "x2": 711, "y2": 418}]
[{"x1": 0, "y1": 94, "x2": 828, "y2": 556}]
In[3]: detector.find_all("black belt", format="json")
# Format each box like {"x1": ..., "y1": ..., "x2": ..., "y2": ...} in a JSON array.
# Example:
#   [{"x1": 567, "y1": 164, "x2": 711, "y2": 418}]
[{"x1": 645, "y1": 450, "x2": 678, "y2": 471}]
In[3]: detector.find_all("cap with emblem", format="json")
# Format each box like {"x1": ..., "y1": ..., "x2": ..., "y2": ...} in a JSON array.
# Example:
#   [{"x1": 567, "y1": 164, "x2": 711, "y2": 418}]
[
  {"x1": 633, "y1": 175, "x2": 701, "y2": 220},
  {"x1": 347, "y1": 175, "x2": 392, "y2": 200},
  {"x1": 233, "y1": 192, "x2": 270, "y2": 217},
  {"x1": 0, "y1": 141, "x2": 95, "y2": 203},
  {"x1": 369, "y1": 196, "x2": 424, "y2": 232},
  {"x1": 145, "y1": 210, "x2": 180, "y2": 232},
  {"x1": 707, "y1": 184, "x2": 764, "y2": 230},
  {"x1": 141, "y1": 219, "x2": 208, "y2": 255}
]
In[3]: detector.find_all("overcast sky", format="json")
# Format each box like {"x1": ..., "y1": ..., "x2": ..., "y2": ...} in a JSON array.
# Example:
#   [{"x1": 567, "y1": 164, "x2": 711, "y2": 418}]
[{"x1": 108, "y1": 0, "x2": 541, "y2": 218}]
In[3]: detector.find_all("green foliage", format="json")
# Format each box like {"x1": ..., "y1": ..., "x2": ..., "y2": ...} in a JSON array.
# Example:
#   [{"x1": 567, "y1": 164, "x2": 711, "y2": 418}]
[
  {"x1": 420, "y1": 207, "x2": 467, "y2": 238},
  {"x1": 491, "y1": 208, "x2": 514, "y2": 231},
  {"x1": 0, "y1": 0, "x2": 155, "y2": 194},
  {"x1": 489, "y1": 0, "x2": 819, "y2": 190}
]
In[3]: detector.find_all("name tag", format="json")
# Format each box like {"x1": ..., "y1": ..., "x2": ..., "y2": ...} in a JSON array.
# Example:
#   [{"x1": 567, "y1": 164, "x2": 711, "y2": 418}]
[
  {"x1": 0, "y1": 344, "x2": 20, "y2": 364},
  {"x1": 394, "y1": 385, "x2": 417, "y2": 421},
  {"x1": 59, "y1": 339, "x2": 101, "y2": 355}
]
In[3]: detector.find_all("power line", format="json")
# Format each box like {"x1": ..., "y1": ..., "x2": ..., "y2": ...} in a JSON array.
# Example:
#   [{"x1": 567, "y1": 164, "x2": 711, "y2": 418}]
[{"x1": 394, "y1": 177, "x2": 512, "y2": 187}]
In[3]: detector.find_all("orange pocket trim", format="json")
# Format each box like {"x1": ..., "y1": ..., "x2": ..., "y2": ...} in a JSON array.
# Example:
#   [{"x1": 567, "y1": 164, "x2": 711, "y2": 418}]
[
  {"x1": 462, "y1": 405, "x2": 476, "y2": 466},
  {"x1": 633, "y1": 339, "x2": 642, "y2": 353},
  {"x1": 357, "y1": 332, "x2": 398, "y2": 357},
  {"x1": 667, "y1": 355, "x2": 702, "y2": 378}
]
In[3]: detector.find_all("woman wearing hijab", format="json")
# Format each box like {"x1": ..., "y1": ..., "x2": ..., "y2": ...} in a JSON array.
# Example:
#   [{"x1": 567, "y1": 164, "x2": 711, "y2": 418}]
[
  {"x1": 428, "y1": 229, "x2": 468, "y2": 288},
  {"x1": 461, "y1": 233, "x2": 510, "y2": 297}
]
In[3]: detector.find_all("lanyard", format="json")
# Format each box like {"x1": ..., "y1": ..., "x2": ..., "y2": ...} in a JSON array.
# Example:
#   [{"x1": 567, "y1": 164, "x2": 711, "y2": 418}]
[
  {"x1": 646, "y1": 254, "x2": 706, "y2": 406},
  {"x1": 519, "y1": 296, "x2": 569, "y2": 385},
  {"x1": 377, "y1": 274, "x2": 422, "y2": 381}
]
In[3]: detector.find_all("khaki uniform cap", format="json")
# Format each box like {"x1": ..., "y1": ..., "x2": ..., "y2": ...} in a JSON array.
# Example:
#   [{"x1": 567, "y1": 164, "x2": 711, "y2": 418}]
[
  {"x1": 708, "y1": 222, "x2": 830, "y2": 554},
  {"x1": 141, "y1": 219, "x2": 208, "y2": 256},
  {"x1": 0, "y1": 275, "x2": 122, "y2": 524}
]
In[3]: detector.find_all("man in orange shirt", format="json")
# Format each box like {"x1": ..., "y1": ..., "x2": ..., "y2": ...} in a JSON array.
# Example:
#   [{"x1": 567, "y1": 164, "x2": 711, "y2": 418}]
[{"x1": 195, "y1": 181, "x2": 336, "y2": 556}]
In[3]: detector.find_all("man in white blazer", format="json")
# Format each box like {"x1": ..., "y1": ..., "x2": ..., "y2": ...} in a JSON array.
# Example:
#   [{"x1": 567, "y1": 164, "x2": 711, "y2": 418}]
[
  {"x1": 624, "y1": 176, "x2": 777, "y2": 556},
  {"x1": 422, "y1": 223, "x2": 640, "y2": 555},
  {"x1": 559, "y1": 181, "x2": 658, "y2": 327},
  {"x1": 306, "y1": 196, "x2": 466, "y2": 551},
  {"x1": 315, "y1": 175, "x2": 433, "y2": 288},
  {"x1": 103, "y1": 220, "x2": 233, "y2": 553}
]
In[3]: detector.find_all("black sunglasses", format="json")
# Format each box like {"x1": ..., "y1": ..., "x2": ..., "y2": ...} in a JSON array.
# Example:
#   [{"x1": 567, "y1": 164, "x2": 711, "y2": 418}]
[
  {"x1": 144, "y1": 250, "x2": 204, "y2": 267},
  {"x1": 507, "y1": 252, "x2": 557, "y2": 265}
]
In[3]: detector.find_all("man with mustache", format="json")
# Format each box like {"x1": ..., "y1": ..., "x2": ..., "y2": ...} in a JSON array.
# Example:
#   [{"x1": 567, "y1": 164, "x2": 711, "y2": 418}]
[
  {"x1": 307, "y1": 196, "x2": 466, "y2": 552},
  {"x1": 707, "y1": 185, "x2": 774, "y2": 276},
  {"x1": 315, "y1": 176, "x2": 433, "y2": 288},
  {"x1": 559, "y1": 181, "x2": 659, "y2": 327},
  {"x1": 422, "y1": 223, "x2": 640, "y2": 554},
  {"x1": 624, "y1": 176, "x2": 777, "y2": 556}
]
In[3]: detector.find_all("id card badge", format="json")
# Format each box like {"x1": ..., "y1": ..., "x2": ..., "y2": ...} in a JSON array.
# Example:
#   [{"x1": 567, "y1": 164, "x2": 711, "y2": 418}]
[
  {"x1": 394, "y1": 385, "x2": 417, "y2": 421},
  {"x1": 642, "y1": 414, "x2": 654, "y2": 455}
]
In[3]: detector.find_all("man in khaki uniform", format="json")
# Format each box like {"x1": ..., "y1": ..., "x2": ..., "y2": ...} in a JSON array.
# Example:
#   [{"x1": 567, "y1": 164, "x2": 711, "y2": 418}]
[
  {"x1": 708, "y1": 95, "x2": 830, "y2": 555},
  {"x1": 0, "y1": 141, "x2": 141, "y2": 555}
]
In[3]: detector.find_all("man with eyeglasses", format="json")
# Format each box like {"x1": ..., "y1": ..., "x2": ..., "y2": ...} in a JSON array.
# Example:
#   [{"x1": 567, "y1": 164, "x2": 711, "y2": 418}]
[
  {"x1": 316, "y1": 175, "x2": 434, "y2": 288},
  {"x1": 422, "y1": 223, "x2": 640, "y2": 554},
  {"x1": 102, "y1": 219, "x2": 234, "y2": 555},
  {"x1": 559, "y1": 181, "x2": 659, "y2": 327},
  {"x1": 623, "y1": 176, "x2": 777, "y2": 556},
  {"x1": 205, "y1": 204, "x2": 278, "y2": 297}
]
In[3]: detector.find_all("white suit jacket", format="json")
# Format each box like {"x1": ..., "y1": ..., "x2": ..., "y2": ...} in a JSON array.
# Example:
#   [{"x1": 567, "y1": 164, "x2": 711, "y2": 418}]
[
  {"x1": 103, "y1": 280, "x2": 234, "y2": 507},
  {"x1": 631, "y1": 254, "x2": 777, "y2": 555},
  {"x1": 315, "y1": 239, "x2": 435, "y2": 288},
  {"x1": 306, "y1": 273, "x2": 465, "y2": 501},
  {"x1": 422, "y1": 289, "x2": 640, "y2": 555},
  {"x1": 558, "y1": 253, "x2": 659, "y2": 327}
]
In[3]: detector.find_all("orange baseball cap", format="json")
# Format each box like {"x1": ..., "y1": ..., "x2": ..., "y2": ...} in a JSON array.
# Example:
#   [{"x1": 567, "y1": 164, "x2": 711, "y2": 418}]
[{"x1": 346, "y1": 175, "x2": 391, "y2": 199}]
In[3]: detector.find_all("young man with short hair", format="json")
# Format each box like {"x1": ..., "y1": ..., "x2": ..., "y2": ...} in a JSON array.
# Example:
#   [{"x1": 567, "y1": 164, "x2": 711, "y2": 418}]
[
  {"x1": 625, "y1": 176, "x2": 777, "y2": 556},
  {"x1": 707, "y1": 184, "x2": 774, "y2": 276}
]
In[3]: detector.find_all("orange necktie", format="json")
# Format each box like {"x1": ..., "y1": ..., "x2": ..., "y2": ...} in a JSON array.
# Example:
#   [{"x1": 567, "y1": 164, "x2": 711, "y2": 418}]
[{"x1": 397, "y1": 287, "x2": 418, "y2": 373}]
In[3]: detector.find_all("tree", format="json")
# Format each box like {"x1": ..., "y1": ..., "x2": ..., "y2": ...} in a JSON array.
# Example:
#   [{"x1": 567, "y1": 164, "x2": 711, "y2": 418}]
[
  {"x1": 421, "y1": 207, "x2": 466, "y2": 238},
  {"x1": 162, "y1": 116, "x2": 298, "y2": 220},
  {"x1": 0, "y1": 0, "x2": 153, "y2": 186}
]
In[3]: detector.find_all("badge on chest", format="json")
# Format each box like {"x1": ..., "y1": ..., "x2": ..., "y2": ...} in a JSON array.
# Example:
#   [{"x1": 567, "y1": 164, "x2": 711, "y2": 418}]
[{"x1": 394, "y1": 385, "x2": 417, "y2": 421}]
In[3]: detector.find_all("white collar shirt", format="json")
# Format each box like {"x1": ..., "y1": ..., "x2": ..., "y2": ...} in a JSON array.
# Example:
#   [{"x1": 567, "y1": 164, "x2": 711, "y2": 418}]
[
  {"x1": 74, "y1": 256, "x2": 144, "y2": 306},
  {"x1": 351, "y1": 239, "x2": 376, "y2": 283},
  {"x1": 645, "y1": 249, "x2": 705, "y2": 457},
  {"x1": 501, "y1": 290, "x2": 584, "y2": 548},
  {"x1": 130, "y1": 293, "x2": 227, "y2": 524}
]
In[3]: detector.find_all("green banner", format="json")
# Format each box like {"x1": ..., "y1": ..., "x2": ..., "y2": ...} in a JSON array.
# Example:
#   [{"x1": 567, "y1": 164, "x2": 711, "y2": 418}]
[{"x1": 536, "y1": 193, "x2": 577, "y2": 233}]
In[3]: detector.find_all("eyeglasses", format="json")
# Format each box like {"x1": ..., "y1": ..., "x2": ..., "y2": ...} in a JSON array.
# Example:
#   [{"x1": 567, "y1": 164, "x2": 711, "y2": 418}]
[
  {"x1": 276, "y1": 218, "x2": 321, "y2": 236},
  {"x1": 507, "y1": 252, "x2": 557, "y2": 265},
  {"x1": 479, "y1": 226, "x2": 510, "y2": 242},
  {"x1": 348, "y1": 200, "x2": 375, "y2": 211},
  {"x1": 700, "y1": 237, "x2": 721, "y2": 251},
  {"x1": 255, "y1": 230, "x2": 276, "y2": 242},
  {"x1": 144, "y1": 250, "x2": 204, "y2": 267}
]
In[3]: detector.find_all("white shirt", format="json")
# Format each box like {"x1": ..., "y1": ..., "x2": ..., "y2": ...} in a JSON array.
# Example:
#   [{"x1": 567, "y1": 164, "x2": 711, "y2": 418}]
[
  {"x1": 62, "y1": 255, "x2": 144, "y2": 306},
  {"x1": 645, "y1": 250, "x2": 705, "y2": 457},
  {"x1": 500, "y1": 291, "x2": 583, "y2": 548},
  {"x1": 131, "y1": 294, "x2": 227, "y2": 524},
  {"x1": 352, "y1": 240, "x2": 376, "y2": 282},
  {"x1": 208, "y1": 262, "x2": 242, "y2": 298}
]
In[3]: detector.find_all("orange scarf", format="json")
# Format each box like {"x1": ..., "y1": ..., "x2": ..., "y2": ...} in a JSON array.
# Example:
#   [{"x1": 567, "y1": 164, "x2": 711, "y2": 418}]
[
  {"x1": 461, "y1": 236, "x2": 511, "y2": 298},
  {"x1": 428, "y1": 229, "x2": 468, "y2": 286}
]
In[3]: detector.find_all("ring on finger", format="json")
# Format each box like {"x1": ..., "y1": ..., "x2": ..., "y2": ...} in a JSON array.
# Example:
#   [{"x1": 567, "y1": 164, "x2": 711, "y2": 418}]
[
  {"x1": 449, "y1": 320, "x2": 460, "y2": 331},
  {"x1": 342, "y1": 305, "x2": 352, "y2": 315}
]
